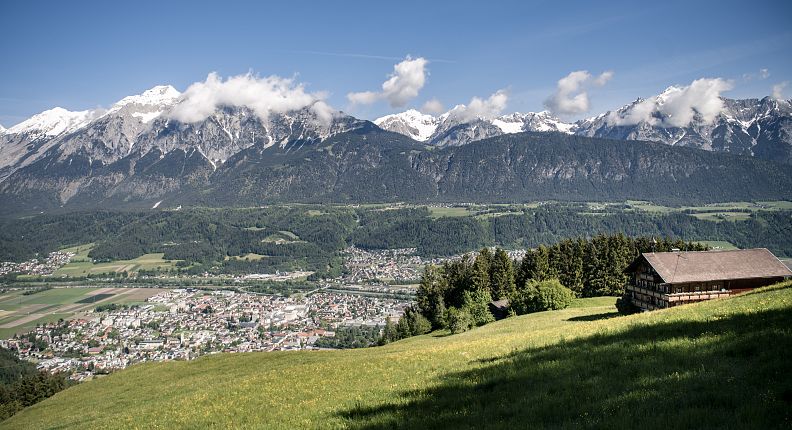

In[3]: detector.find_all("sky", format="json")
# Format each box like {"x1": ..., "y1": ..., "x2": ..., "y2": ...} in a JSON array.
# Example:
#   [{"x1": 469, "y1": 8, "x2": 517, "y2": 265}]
[{"x1": 1, "y1": 0, "x2": 791, "y2": 127}]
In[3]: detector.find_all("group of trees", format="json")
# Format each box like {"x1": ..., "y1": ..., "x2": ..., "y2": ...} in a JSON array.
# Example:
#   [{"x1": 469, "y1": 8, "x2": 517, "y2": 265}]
[
  {"x1": 411, "y1": 234, "x2": 707, "y2": 336},
  {"x1": 0, "y1": 347, "x2": 70, "y2": 420}
]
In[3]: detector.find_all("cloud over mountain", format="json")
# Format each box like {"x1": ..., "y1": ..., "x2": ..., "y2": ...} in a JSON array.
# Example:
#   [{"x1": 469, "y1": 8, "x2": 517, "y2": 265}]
[
  {"x1": 607, "y1": 77, "x2": 733, "y2": 127},
  {"x1": 544, "y1": 70, "x2": 613, "y2": 115},
  {"x1": 772, "y1": 82, "x2": 788, "y2": 100},
  {"x1": 347, "y1": 57, "x2": 428, "y2": 108},
  {"x1": 170, "y1": 72, "x2": 330, "y2": 124},
  {"x1": 448, "y1": 90, "x2": 508, "y2": 121}
]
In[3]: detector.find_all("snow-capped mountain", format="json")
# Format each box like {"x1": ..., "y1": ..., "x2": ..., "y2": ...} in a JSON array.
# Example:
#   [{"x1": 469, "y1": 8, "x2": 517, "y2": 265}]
[
  {"x1": 0, "y1": 85, "x2": 365, "y2": 182},
  {"x1": 53, "y1": 85, "x2": 183, "y2": 164},
  {"x1": 374, "y1": 109, "x2": 438, "y2": 141},
  {"x1": 378, "y1": 94, "x2": 792, "y2": 164},
  {"x1": 375, "y1": 110, "x2": 575, "y2": 146},
  {"x1": 6, "y1": 107, "x2": 98, "y2": 138},
  {"x1": 576, "y1": 96, "x2": 792, "y2": 164}
]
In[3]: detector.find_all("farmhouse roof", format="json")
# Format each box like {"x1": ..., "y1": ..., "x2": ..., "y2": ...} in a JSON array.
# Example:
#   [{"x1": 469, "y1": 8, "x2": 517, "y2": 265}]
[{"x1": 628, "y1": 248, "x2": 792, "y2": 284}]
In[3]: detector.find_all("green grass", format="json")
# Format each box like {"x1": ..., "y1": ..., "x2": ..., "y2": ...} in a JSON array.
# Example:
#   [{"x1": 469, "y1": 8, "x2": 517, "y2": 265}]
[
  {"x1": 427, "y1": 206, "x2": 473, "y2": 218},
  {"x1": 54, "y1": 250, "x2": 180, "y2": 277},
  {"x1": 569, "y1": 296, "x2": 617, "y2": 308},
  {"x1": 626, "y1": 200, "x2": 792, "y2": 214},
  {"x1": 690, "y1": 212, "x2": 752, "y2": 222},
  {"x1": 261, "y1": 230, "x2": 302, "y2": 244},
  {"x1": 4, "y1": 283, "x2": 792, "y2": 429},
  {"x1": 224, "y1": 253, "x2": 268, "y2": 261}
]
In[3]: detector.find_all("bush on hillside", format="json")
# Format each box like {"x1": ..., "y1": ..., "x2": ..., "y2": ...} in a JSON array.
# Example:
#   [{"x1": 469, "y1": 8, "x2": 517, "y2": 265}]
[
  {"x1": 510, "y1": 279, "x2": 575, "y2": 314},
  {"x1": 445, "y1": 307, "x2": 472, "y2": 334},
  {"x1": 462, "y1": 289, "x2": 495, "y2": 327},
  {"x1": 616, "y1": 294, "x2": 640, "y2": 315}
]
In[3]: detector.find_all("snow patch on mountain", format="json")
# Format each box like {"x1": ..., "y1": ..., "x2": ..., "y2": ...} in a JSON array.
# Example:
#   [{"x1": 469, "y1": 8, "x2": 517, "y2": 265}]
[
  {"x1": 374, "y1": 109, "x2": 438, "y2": 141},
  {"x1": 107, "y1": 85, "x2": 181, "y2": 113},
  {"x1": 376, "y1": 108, "x2": 576, "y2": 145},
  {"x1": 7, "y1": 107, "x2": 98, "y2": 137}
]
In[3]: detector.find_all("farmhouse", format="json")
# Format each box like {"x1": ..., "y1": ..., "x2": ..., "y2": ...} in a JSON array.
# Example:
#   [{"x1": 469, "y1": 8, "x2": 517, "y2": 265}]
[{"x1": 624, "y1": 248, "x2": 792, "y2": 311}]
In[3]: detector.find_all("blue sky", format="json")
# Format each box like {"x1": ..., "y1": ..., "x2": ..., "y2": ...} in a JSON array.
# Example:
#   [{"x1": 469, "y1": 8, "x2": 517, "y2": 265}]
[{"x1": 1, "y1": 0, "x2": 791, "y2": 126}]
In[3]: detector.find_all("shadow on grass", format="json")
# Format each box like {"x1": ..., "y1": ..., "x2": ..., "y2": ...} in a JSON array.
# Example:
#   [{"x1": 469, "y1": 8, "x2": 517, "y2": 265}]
[
  {"x1": 339, "y1": 307, "x2": 792, "y2": 430},
  {"x1": 566, "y1": 311, "x2": 621, "y2": 322}
]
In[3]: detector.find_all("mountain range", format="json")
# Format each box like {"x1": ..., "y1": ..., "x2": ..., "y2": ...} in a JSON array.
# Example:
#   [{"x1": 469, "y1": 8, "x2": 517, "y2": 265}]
[
  {"x1": 1, "y1": 85, "x2": 791, "y2": 215},
  {"x1": 375, "y1": 91, "x2": 792, "y2": 164}
]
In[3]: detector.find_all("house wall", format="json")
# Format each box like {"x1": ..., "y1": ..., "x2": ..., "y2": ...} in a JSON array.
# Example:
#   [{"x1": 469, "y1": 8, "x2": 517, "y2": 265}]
[{"x1": 626, "y1": 267, "x2": 788, "y2": 311}]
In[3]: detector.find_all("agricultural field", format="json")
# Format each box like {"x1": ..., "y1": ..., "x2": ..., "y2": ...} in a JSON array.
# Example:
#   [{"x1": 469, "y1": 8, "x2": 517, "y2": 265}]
[
  {"x1": 0, "y1": 287, "x2": 165, "y2": 339},
  {"x1": 427, "y1": 206, "x2": 474, "y2": 218},
  {"x1": 53, "y1": 244, "x2": 180, "y2": 277},
  {"x1": 626, "y1": 200, "x2": 792, "y2": 214},
  {"x1": 689, "y1": 212, "x2": 752, "y2": 222},
  {"x1": 6, "y1": 282, "x2": 791, "y2": 429}
]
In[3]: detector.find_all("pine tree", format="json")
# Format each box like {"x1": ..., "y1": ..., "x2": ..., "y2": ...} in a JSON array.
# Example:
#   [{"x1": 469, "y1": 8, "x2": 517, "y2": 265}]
[{"x1": 489, "y1": 248, "x2": 516, "y2": 299}]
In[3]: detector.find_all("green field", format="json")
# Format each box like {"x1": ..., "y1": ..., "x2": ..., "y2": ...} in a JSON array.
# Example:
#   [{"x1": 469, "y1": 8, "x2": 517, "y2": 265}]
[
  {"x1": 0, "y1": 288, "x2": 164, "y2": 339},
  {"x1": 5, "y1": 282, "x2": 791, "y2": 429},
  {"x1": 427, "y1": 206, "x2": 474, "y2": 218},
  {"x1": 626, "y1": 200, "x2": 792, "y2": 215},
  {"x1": 225, "y1": 253, "x2": 268, "y2": 261},
  {"x1": 53, "y1": 244, "x2": 180, "y2": 277},
  {"x1": 690, "y1": 212, "x2": 752, "y2": 222}
]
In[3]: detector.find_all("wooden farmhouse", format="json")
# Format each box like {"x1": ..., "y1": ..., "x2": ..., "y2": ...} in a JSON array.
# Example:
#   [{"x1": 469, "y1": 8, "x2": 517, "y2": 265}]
[{"x1": 624, "y1": 248, "x2": 792, "y2": 311}]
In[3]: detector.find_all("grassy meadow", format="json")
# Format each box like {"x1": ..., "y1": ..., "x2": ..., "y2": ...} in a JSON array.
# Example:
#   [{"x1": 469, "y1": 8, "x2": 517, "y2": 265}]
[
  {"x1": 53, "y1": 244, "x2": 180, "y2": 277},
  {"x1": 4, "y1": 282, "x2": 791, "y2": 429}
]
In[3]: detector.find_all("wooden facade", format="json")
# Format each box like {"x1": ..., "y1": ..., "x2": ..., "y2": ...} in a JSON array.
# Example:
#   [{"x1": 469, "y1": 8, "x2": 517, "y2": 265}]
[{"x1": 624, "y1": 249, "x2": 792, "y2": 311}]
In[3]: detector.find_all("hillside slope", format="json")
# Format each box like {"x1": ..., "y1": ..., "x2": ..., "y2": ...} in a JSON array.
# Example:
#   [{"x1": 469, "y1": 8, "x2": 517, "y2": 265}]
[{"x1": 4, "y1": 284, "x2": 792, "y2": 429}]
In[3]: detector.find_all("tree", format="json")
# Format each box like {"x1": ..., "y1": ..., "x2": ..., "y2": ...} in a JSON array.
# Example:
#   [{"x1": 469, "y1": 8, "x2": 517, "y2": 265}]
[
  {"x1": 489, "y1": 248, "x2": 516, "y2": 299},
  {"x1": 380, "y1": 317, "x2": 398, "y2": 344},
  {"x1": 470, "y1": 249, "x2": 492, "y2": 294},
  {"x1": 402, "y1": 307, "x2": 432, "y2": 336},
  {"x1": 462, "y1": 289, "x2": 494, "y2": 327},
  {"x1": 517, "y1": 245, "x2": 554, "y2": 287},
  {"x1": 445, "y1": 307, "x2": 472, "y2": 334},
  {"x1": 416, "y1": 265, "x2": 448, "y2": 328}
]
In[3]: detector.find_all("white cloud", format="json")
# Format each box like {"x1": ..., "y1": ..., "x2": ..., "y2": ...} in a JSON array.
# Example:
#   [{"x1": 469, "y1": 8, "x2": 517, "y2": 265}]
[
  {"x1": 347, "y1": 56, "x2": 428, "y2": 108},
  {"x1": 608, "y1": 78, "x2": 733, "y2": 127},
  {"x1": 447, "y1": 90, "x2": 508, "y2": 121},
  {"x1": 170, "y1": 72, "x2": 331, "y2": 124},
  {"x1": 347, "y1": 91, "x2": 380, "y2": 105},
  {"x1": 421, "y1": 98, "x2": 445, "y2": 115},
  {"x1": 743, "y1": 68, "x2": 771, "y2": 81},
  {"x1": 772, "y1": 81, "x2": 789, "y2": 100},
  {"x1": 544, "y1": 70, "x2": 613, "y2": 115},
  {"x1": 760, "y1": 68, "x2": 770, "y2": 79}
]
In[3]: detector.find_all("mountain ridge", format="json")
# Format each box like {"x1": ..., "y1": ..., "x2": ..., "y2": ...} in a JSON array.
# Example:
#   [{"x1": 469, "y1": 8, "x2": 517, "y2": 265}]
[{"x1": 2, "y1": 85, "x2": 792, "y2": 215}]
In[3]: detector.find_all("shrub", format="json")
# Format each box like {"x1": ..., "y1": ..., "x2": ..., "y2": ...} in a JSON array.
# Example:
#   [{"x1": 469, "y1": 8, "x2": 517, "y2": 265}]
[
  {"x1": 616, "y1": 294, "x2": 639, "y2": 315},
  {"x1": 511, "y1": 279, "x2": 575, "y2": 314},
  {"x1": 445, "y1": 307, "x2": 472, "y2": 334},
  {"x1": 462, "y1": 289, "x2": 495, "y2": 327}
]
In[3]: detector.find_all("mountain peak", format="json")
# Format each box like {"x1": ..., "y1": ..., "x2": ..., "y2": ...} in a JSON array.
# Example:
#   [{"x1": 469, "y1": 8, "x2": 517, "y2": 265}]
[
  {"x1": 109, "y1": 85, "x2": 181, "y2": 111},
  {"x1": 6, "y1": 107, "x2": 97, "y2": 137},
  {"x1": 374, "y1": 109, "x2": 439, "y2": 141}
]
